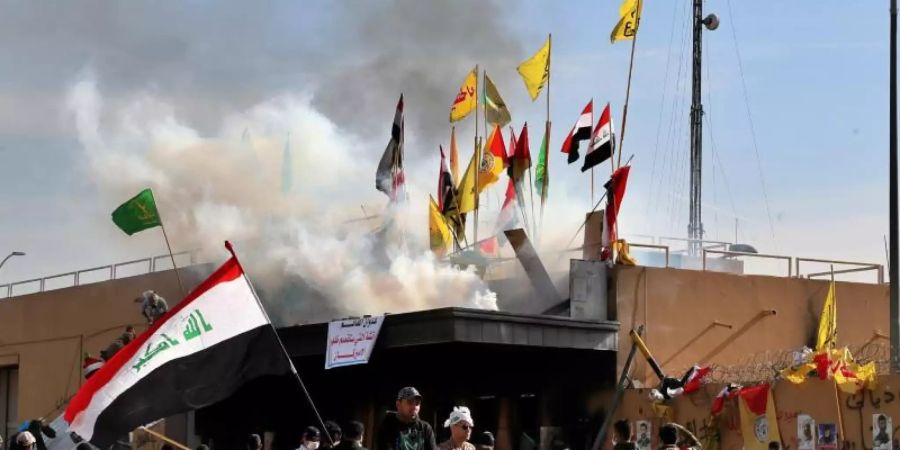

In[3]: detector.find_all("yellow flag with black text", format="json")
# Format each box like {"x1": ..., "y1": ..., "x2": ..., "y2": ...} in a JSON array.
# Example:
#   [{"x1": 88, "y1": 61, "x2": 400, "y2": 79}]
[
  {"x1": 516, "y1": 37, "x2": 550, "y2": 101},
  {"x1": 611, "y1": 0, "x2": 642, "y2": 43},
  {"x1": 816, "y1": 280, "x2": 837, "y2": 352}
]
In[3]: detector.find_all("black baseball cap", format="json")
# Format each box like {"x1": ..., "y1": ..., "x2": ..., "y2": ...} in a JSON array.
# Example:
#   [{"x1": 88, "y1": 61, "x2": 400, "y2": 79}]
[{"x1": 397, "y1": 386, "x2": 423, "y2": 401}]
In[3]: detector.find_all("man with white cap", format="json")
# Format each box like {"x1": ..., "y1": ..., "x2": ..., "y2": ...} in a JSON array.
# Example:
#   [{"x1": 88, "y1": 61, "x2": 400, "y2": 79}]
[
  {"x1": 376, "y1": 387, "x2": 436, "y2": 450},
  {"x1": 16, "y1": 431, "x2": 37, "y2": 450},
  {"x1": 438, "y1": 407, "x2": 475, "y2": 450}
]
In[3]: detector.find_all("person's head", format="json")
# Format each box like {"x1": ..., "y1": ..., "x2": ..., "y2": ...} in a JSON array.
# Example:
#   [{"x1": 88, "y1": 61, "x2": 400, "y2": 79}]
[
  {"x1": 879, "y1": 415, "x2": 888, "y2": 431},
  {"x1": 302, "y1": 426, "x2": 321, "y2": 450},
  {"x1": 613, "y1": 420, "x2": 631, "y2": 443},
  {"x1": 17, "y1": 432, "x2": 37, "y2": 450},
  {"x1": 803, "y1": 423, "x2": 812, "y2": 439},
  {"x1": 474, "y1": 431, "x2": 495, "y2": 450},
  {"x1": 395, "y1": 387, "x2": 423, "y2": 422},
  {"x1": 247, "y1": 434, "x2": 262, "y2": 450},
  {"x1": 324, "y1": 421, "x2": 342, "y2": 445},
  {"x1": 639, "y1": 423, "x2": 648, "y2": 435},
  {"x1": 823, "y1": 427, "x2": 833, "y2": 439},
  {"x1": 344, "y1": 421, "x2": 365, "y2": 443},
  {"x1": 444, "y1": 406, "x2": 474, "y2": 443},
  {"x1": 768, "y1": 442, "x2": 780, "y2": 450},
  {"x1": 659, "y1": 425, "x2": 677, "y2": 447}
]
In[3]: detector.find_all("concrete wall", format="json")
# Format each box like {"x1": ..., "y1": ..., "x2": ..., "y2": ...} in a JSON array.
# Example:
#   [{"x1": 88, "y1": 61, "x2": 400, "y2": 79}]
[
  {"x1": 612, "y1": 376, "x2": 900, "y2": 450},
  {"x1": 0, "y1": 267, "x2": 207, "y2": 422},
  {"x1": 612, "y1": 266, "x2": 889, "y2": 385}
]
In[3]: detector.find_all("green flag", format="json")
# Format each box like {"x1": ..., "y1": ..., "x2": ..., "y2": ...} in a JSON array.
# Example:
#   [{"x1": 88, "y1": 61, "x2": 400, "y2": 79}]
[
  {"x1": 112, "y1": 188, "x2": 162, "y2": 235},
  {"x1": 534, "y1": 124, "x2": 550, "y2": 203}
]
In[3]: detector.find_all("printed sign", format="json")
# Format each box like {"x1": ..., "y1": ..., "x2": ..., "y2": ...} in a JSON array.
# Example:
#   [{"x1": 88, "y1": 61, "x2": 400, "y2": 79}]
[
  {"x1": 797, "y1": 415, "x2": 816, "y2": 450},
  {"x1": 874, "y1": 414, "x2": 893, "y2": 450},
  {"x1": 325, "y1": 316, "x2": 384, "y2": 369}
]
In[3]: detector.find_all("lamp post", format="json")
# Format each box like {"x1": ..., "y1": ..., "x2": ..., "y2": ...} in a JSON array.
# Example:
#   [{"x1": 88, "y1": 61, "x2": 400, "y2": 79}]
[{"x1": 0, "y1": 251, "x2": 25, "y2": 273}]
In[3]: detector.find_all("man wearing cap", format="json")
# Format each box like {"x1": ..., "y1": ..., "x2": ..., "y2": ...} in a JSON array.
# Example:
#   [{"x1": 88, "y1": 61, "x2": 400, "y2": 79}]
[
  {"x1": 15, "y1": 431, "x2": 37, "y2": 450},
  {"x1": 376, "y1": 387, "x2": 436, "y2": 450},
  {"x1": 297, "y1": 426, "x2": 322, "y2": 450}
]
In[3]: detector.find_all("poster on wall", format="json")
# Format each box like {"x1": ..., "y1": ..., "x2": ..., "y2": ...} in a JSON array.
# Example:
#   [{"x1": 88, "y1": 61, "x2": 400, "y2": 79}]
[
  {"x1": 797, "y1": 415, "x2": 816, "y2": 450},
  {"x1": 635, "y1": 421, "x2": 652, "y2": 450},
  {"x1": 817, "y1": 424, "x2": 837, "y2": 450},
  {"x1": 874, "y1": 414, "x2": 893, "y2": 450}
]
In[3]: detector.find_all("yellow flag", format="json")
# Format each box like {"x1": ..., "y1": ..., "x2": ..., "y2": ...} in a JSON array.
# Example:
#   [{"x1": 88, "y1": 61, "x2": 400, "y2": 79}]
[
  {"x1": 477, "y1": 125, "x2": 507, "y2": 191},
  {"x1": 738, "y1": 385, "x2": 781, "y2": 450},
  {"x1": 429, "y1": 196, "x2": 452, "y2": 256},
  {"x1": 610, "y1": 0, "x2": 642, "y2": 43},
  {"x1": 517, "y1": 37, "x2": 550, "y2": 101},
  {"x1": 457, "y1": 144, "x2": 480, "y2": 214},
  {"x1": 450, "y1": 67, "x2": 478, "y2": 122},
  {"x1": 450, "y1": 127, "x2": 460, "y2": 186},
  {"x1": 781, "y1": 360, "x2": 817, "y2": 384},
  {"x1": 816, "y1": 280, "x2": 837, "y2": 352}
]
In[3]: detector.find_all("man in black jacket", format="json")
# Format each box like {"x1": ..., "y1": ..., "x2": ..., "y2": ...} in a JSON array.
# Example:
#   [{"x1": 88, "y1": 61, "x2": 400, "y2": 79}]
[
  {"x1": 376, "y1": 387, "x2": 436, "y2": 450},
  {"x1": 335, "y1": 421, "x2": 368, "y2": 450}
]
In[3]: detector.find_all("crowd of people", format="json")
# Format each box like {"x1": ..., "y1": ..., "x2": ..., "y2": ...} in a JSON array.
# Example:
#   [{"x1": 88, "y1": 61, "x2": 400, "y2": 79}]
[{"x1": 239, "y1": 387, "x2": 495, "y2": 450}]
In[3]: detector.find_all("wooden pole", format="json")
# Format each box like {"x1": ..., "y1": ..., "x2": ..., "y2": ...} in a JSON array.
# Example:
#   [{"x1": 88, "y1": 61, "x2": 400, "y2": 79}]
[
  {"x1": 539, "y1": 34, "x2": 552, "y2": 241},
  {"x1": 160, "y1": 223, "x2": 186, "y2": 296},
  {"x1": 616, "y1": 2, "x2": 640, "y2": 169},
  {"x1": 474, "y1": 65, "x2": 481, "y2": 246},
  {"x1": 139, "y1": 426, "x2": 191, "y2": 450},
  {"x1": 829, "y1": 265, "x2": 846, "y2": 440},
  {"x1": 527, "y1": 166, "x2": 537, "y2": 237}
]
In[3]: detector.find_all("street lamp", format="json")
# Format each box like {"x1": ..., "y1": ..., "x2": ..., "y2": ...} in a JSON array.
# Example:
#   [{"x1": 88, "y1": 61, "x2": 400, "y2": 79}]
[{"x1": 0, "y1": 251, "x2": 25, "y2": 272}]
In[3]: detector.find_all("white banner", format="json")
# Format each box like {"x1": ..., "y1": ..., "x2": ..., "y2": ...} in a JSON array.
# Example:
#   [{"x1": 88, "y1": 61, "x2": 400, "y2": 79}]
[{"x1": 325, "y1": 316, "x2": 383, "y2": 369}]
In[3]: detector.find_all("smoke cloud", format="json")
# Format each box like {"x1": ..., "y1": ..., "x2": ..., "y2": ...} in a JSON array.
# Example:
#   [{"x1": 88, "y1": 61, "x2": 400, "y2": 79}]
[{"x1": 66, "y1": 75, "x2": 497, "y2": 325}]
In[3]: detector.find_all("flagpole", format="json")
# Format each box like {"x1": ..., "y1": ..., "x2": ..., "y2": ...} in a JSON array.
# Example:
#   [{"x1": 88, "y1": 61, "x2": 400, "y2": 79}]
[
  {"x1": 827, "y1": 264, "x2": 847, "y2": 441},
  {"x1": 224, "y1": 241, "x2": 335, "y2": 446},
  {"x1": 159, "y1": 223, "x2": 186, "y2": 296},
  {"x1": 527, "y1": 166, "x2": 537, "y2": 237},
  {"x1": 591, "y1": 167, "x2": 595, "y2": 206},
  {"x1": 616, "y1": 3, "x2": 640, "y2": 169},
  {"x1": 474, "y1": 64, "x2": 481, "y2": 246},
  {"x1": 540, "y1": 33, "x2": 552, "y2": 241}
]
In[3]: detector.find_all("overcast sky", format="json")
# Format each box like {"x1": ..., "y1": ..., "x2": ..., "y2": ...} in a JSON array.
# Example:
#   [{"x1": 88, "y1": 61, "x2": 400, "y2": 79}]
[{"x1": 0, "y1": 0, "x2": 893, "y2": 286}]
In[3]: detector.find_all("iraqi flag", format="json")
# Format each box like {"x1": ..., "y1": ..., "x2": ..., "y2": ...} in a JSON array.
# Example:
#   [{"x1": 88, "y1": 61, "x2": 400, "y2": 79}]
[
  {"x1": 582, "y1": 102, "x2": 614, "y2": 172},
  {"x1": 561, "y1": 100, "x2": 593, "y2": 164},
  {"x1": 64, "y1": 244, "x2": 291, "y2": 448}
]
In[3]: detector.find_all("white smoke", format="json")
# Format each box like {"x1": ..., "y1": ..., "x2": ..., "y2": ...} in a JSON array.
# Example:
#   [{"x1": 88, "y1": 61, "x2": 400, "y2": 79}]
[{"x1": 65, "y1": 72, "x2": 497, "y2": 325}]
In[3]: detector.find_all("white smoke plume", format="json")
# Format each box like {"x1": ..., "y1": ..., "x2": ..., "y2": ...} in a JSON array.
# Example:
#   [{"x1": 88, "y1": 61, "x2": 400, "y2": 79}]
[{"x1": 66, "y1": 71, "x2": 497, "y2": 325}]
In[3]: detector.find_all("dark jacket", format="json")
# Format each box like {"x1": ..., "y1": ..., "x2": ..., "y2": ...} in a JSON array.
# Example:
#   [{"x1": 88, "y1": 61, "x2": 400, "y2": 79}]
[
  {"x1": 376, "y1": 412, "x2": 436, "y2": 450},
  {"x1": 335, "y1": 440, "x2": 369, "y2": 450}
]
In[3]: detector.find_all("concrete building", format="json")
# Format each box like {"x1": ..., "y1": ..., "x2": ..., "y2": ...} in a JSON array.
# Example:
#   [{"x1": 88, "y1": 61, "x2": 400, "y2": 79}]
[{"x1": 0, "y1": 244, "x2": 888, "y2": 450}]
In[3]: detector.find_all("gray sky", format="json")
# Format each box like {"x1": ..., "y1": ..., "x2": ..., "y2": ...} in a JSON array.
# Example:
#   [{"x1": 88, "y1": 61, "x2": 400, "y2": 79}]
[{"x1": 0, "y1": 0, "x2": 893, "y2": 286}]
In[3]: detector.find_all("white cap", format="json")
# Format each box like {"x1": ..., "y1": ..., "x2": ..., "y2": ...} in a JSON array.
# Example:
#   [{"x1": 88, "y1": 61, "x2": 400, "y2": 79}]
[
  {"x1": 17, "y1": 431, "x2": 36, "y2": 446},
  {"x1": 444, "y1": 406, "x2": 474, "y2": 428}
]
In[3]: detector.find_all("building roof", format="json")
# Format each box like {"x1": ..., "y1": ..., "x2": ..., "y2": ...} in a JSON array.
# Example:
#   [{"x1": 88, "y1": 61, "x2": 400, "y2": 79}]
[{"x1": 278, "y1": 306, "x2": 619, "y2": 358}]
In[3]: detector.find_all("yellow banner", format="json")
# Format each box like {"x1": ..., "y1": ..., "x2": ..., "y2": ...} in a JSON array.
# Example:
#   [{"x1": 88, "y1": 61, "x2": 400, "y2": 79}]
[
  {"x1": 429, "y1": 196, "x2": 452, "y2": 256},
  {"x1": 516, "y1": 37, "x2": 550, "y2": 101},
  {"x1": 610, "y1": 0, "x2": 642, "y2": 43},
  {"x1": 450, "y1": 67, "x2": 478, "y2": 122}
]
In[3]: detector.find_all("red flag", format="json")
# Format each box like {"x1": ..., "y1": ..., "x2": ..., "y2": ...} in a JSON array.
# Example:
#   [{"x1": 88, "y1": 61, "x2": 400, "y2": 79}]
[{"x1": 602, "y1": 165, "x2": 631, "y2": 259}]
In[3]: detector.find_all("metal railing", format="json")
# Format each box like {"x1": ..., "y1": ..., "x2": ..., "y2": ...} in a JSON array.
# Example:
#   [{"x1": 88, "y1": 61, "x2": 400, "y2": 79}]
[
  {"x1": 702, "y1": 249, "x2": 794, "y2": 277},
  {"x1": 628, "y1": 243, "x2": 671, "y2": 267},
  {"x1": 797, "y1": 257, "x2": 885, "y2": 284},
  {"x1": 0, "y1": 250, "x2": 198, "y2": 299}
]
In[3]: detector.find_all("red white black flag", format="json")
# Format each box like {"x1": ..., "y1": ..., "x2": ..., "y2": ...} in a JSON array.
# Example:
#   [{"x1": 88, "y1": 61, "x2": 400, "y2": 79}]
[
  {"x1": 561, "y1": 100, "x2": 593, "y2": 164},
  {"x1": 582, "y1": 102, "x2": 614, "y2": 172}
]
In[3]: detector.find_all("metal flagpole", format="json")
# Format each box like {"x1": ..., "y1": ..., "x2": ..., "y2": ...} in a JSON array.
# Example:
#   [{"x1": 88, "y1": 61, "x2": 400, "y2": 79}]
[
  {"x1": 224, "y1": 241, "x2": 334, "y2": 446},
  {"x1": 616, "y1": 5, "x2": 640, "y2": 169},
  {"x1": 159, "y1": 223, "x2": 186, "y2": 296}
]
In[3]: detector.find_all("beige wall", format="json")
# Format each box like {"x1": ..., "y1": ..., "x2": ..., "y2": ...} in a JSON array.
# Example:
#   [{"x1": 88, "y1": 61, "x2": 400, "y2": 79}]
[
  {"x1": 613, "y1": 266, "x2": 889, "y2": 385},
  {"x1": 0, "y1": 267, "x2": 207, "y2": 421},
  {"x1": 612, "y1": 376, "x2": 900, "y2": 450}
]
